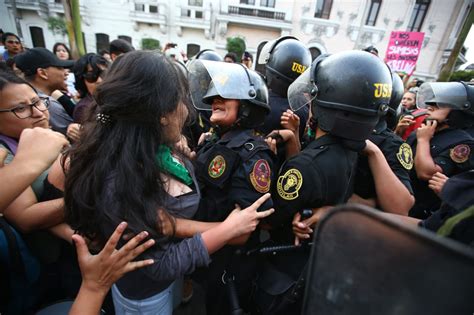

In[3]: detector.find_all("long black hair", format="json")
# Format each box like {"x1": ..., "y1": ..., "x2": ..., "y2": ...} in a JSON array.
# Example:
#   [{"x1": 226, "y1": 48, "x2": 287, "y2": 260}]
[
  {"x1": 64, "y1": 51, "x2": 190, "y2": 244},
  {"x1": 73, "y1": 53, "x2": 109, "y2": 98}
]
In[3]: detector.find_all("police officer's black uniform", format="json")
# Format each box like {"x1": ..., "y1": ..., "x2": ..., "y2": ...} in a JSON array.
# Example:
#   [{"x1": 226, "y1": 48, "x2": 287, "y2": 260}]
[
  {"x1": 255, "y1": 51, "x2": 393, "y2": 314},
  {"x1": 408, "y1": 82, "x2": 474, "y2": 219},
  {"x1": 188, "y1": 59, "x2": 274, "y2": 314},
  {"x1": 355, "y1": 72, "x2": 414, "y2": 204}
]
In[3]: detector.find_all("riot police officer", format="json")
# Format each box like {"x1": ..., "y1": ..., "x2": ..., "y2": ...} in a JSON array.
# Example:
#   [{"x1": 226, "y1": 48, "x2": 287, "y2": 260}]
[
  {"x1": 352, "y1": 71, "x2": 415, "y2": 215},
  {"x1": 187, "y1": 59, "x2": 275, "y2": 314},
  {"x1": 256, "y1": 36, "x2": 312, "y2": 140},
  {"x1": 408, "y1": 81, "x2": 474, "y2": 219},
  {"x1": 257, "y1": 51, "x2": 393, "y2": 314}
]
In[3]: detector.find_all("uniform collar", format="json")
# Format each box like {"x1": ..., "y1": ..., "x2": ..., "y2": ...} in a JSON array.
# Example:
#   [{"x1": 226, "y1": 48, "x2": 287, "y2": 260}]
[{"x1": 219, "y1": 129, "x2": 256, "y2": 148}]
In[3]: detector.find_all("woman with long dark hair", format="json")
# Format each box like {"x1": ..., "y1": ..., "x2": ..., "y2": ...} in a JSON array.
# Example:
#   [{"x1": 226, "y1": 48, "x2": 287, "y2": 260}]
[{"x1": 64, "y1": 51, "x2": 273, "y2": 314}]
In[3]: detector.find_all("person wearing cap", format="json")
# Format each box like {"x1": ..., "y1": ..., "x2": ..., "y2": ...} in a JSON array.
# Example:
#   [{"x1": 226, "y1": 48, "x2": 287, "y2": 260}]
[{"x1": 15, "y1": 48, "x2": 76, "y2": 137}]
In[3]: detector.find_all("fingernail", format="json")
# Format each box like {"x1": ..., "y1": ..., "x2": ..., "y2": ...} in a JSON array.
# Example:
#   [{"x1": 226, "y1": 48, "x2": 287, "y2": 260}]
[
  {"x1": 141, "y1": 231, "x2": 149, "y2": 237},
  {"x1": 147, "y1": 259, "x2": 154, "y2": 264},
  {"x1": 147, "y1": 239, "x2": 155, "y2": 245},
  {"x1": 118, "y1": 222, "x2": 127, "y2": 230}
]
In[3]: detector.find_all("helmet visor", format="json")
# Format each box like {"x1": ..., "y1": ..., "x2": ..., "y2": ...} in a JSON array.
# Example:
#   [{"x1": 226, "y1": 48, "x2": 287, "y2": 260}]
[
  {"x1": 187, "y1": 59, "x2": 256, "y2": 110},
  {"x1": 257, "y1": 39, "x2": 275, "y2": 65},
  {"x1": 287, "y1": 68, "x2": 316, "y2": 111},
  {"x1": 417, "y1": 82, "x2": 468, "y2": 110}
]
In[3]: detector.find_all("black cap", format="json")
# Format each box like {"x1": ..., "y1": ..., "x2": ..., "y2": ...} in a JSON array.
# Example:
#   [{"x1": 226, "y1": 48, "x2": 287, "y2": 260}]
[{"x1": 15, "y1": 47, "x2": 74, "y2": 76}]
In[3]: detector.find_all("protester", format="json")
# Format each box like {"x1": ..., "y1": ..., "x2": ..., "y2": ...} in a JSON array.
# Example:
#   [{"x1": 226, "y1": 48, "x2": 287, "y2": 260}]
[{"x1": 1, "y1": 32, "x2": 22, "y2": 61}]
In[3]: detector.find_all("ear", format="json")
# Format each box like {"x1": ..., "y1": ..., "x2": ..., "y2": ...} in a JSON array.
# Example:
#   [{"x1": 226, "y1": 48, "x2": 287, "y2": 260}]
[
  {"x1": 36, "y1": 68, "x2": 48, "y2": 80},
  {"x1": 160, "y1": 117, "x2": 169, "y2": 126}
]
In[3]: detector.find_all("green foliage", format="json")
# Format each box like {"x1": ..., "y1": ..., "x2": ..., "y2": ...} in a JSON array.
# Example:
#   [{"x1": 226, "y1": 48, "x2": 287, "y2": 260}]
[
  {"x1": 226, "y1": 36, "x2": 246, "y2": 59},
  {"x1": 141, "y1": 38, "x2": 161, "y2": 50},
  {"x1": 47, "y1": 16, "x2": 67, "y2": 36},
  {"x1": 449, "y1": 70, "x2": 474, "y2": 82}
]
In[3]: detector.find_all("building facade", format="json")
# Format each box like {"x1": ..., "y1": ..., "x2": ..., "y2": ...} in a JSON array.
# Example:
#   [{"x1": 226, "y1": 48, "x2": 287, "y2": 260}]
[{"x1": 1, "y1": 0, "x2": 472, "y2": 80}]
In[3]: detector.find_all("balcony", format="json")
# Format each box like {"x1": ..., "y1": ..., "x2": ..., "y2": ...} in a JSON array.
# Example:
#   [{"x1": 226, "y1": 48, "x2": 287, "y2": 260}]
[
  {"x1": 227, "y1": 5, "x2": 285, "y2": 20},
  {"x1": 217, "y1": 4, "x2": 291, "y2": 35},
  {"x1": 346, "y1": 24, "x2": 386, "y2": 47},
  {"x1": 175, "y1": 4, "x2": 211, "y2": 38}
]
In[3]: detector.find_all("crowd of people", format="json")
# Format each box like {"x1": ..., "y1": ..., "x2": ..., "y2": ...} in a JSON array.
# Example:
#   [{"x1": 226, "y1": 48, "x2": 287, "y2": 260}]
[{"x1": 0, "y1": 29, "x2": 473, "y2": 315}]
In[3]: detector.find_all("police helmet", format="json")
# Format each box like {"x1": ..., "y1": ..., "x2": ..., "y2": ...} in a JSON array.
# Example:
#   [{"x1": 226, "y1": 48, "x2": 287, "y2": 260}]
[
  {"x1": 188, "y1": 60, "x2": 270, "y2": 129},
  {"x1": 386, "y1": 72, "x2": 405, "y2": 130},
  {"x1": 257, "y1": 36, "x2": 312, "y2": 97},
  {"x1": 417, "y1": 82, "x2": 474, "y2": 128},
  {"x1": 288, "y1": 51, "x2": 391, "y2": 141},
  {"x1": 194, "y1": 49, "x2": 223, "y2": 62}
]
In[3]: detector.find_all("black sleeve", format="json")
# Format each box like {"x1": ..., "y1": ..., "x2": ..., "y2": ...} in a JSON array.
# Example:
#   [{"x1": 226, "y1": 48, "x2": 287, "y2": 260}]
[
  {"x1": 229, "y1": 150, "x2": 274, "y2": 212},
  {"x1": 381, "y1": 137, "x2": 414, "y2": 195},
  {"x1": 56, "y1": 94, "x2": 75, "y2": 118},
  {"x1": 435, "y1": 143, "x2": 474, "y2": 176},
  {"x1": 269, "y1": 155, "x2": 324, "y2": 227}
]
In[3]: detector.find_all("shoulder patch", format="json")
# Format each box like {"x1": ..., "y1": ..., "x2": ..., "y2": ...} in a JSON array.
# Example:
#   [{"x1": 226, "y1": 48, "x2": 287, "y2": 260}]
[
  {"x1": 277, "y1": 168, "x2": 303, "y2": 200},
  {"x1": 396, "y1": 143, "x2": 413, "y2": 170},
  {"x1": 250, "y1": 159, "x2": 271, "y2": 193},
  {"x1": 208, "y1": 155, "x2": 226, "y2": 178},
  {"x1": 450, "y1": 144, "x2": 470, "y2": 163}
]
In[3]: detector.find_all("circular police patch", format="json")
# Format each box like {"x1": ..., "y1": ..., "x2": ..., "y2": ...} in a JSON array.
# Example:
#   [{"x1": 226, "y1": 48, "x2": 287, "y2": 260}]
[
  {"x1": 250, "y1": 159, "x2": 271, "y2": 193},
  {"x1": 208, "y1": 155, "x2": 226, "y2": 178},
  {"x1": 277, "y1": 168, "x2": 303, "y2": 200},
  {"x1": 396, "y1": 143, "x2": 413, "y2": 170},
  {"x1": 450, "y1": 144, "x2": 470, "y2": 163}
]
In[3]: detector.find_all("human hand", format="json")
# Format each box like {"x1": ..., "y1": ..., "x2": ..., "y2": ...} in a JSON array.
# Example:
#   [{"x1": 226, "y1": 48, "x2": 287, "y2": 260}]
[
  {"x1": 225, "y1": 193, "x2": 274, "y2": 239},
  {"x1": 198, "y1": 132, "x2": 212, "y2": 146},
  {"x1": 156, "y1": 208, "x2": 175, "y2": 237},
  {"x1": 67, "y1": 123, "x2": 82, "y2": 142},
  {"x1": 264, "y1": 137, "x2": 277, "y2": 155},
  {"x1": 73, "y1": 222, "x2": 155, "y2": 294},
  {"x1": 280, "y1": 110, "x2": 300, "y2": 134},
  {"x1": 416, "y1": 120, "x2": 437, "y2": 142},
  {"x1": 428, "y1": 172, "x2": 449, "y2": 196},
  {"x1": 395, "y1": 115, "x2": 414, "y2": 135},
  {"x1": 14, "y1": 127, "x2": 69, "y2": 172},
  {"x1": 175, "y1": 135, "x2": 196, "y2": 160},
  {"x1": 292, "y1": 206, "x2": 333, "y2": 245},
  {"x1": 0, "y1": 148, "x2": 8, "y2": 168}
]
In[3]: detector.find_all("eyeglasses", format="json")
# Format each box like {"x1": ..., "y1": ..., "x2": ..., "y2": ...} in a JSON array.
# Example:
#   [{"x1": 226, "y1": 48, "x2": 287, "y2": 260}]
[
  {"x1": 6, "y1": 40, "x2": 20, "y2": 45},
  {"x1": 84, "y1": 68, "x2": 106, "y2": 83},
  {"x1": 0, "y1": 97, "x2": 50, "y2": 119}
]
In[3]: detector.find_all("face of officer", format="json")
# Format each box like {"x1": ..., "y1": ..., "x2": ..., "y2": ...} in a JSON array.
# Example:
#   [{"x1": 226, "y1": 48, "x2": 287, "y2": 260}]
[
  {"x1": 401, "y1": 92, "x2": 416, "y2": 110},
  {"x1": 426, "y1": 104, "x2": 451, "y2": 123},
  {"x1": 210, "y1": 96, "x2": 239, "y2": 128}
]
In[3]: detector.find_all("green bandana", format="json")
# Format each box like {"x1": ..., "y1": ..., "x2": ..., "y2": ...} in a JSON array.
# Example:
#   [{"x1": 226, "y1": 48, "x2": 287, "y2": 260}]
[{"x1": 156, "y1": 145, "x2": 193, "y2": 185}]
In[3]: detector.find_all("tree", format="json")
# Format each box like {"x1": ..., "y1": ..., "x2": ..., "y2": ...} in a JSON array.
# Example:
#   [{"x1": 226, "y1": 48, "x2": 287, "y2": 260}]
[
  {"x1": 226, "y1": 36, "x2": 246, "y2": 59},
  {"x1": 47, "y1": 16, "x2": 67, "y2": 36},
  {"x1": 437, "y1": 5, "x2": 473, "y2": 82},
  {"x1": 141, "y1": 38, "x2": 161, "y2": 50},
  {"x1": 62, "y1": 0, "x2": 85, "y2": 59},
  {"x1": 449, "y1": 70, "x2": 474, "y2": 82}
]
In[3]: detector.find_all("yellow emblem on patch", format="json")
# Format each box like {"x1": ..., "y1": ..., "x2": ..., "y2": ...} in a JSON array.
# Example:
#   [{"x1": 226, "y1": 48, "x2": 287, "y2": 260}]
[
  {"x1": 208, "y1": 155, "x2": 226, "y2": 178},
  {"x1": 450, "y1": 144, "x2": 470, "y2": 163},
  {"x1": 277, "y1": 168, "x2": 303, "y2": 200},
  {"x1": 396, "y1": 143, "x2": 413, "y2": 170}
]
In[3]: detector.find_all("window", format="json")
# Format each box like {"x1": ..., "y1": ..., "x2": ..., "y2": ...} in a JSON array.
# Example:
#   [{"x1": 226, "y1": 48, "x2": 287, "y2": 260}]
[
  {"x1": 134, "y1": 3, "x2": 145, "y2": 11},
  {"x1": 118, "y1": 35, "x2": 132, "y2": 44},
  {"x1": 260, "y1": 0, "x2": 275, "y2": 8},
  {"x1": 314, "y1": 0, "x2": 333, "y2": 19},
  {"x1": 187, "y1": 44, "x2": 200, "y2": 58},
  {"x1": 189, "y1": 0, "x2": 203, "y2": 6},
  {"x1": 240, "y1": 0, "x2": 255, "y2": 5},
  {"x1": 29, "y1": 27, "x2": 45, "y2": 48},
  {"x1": 95, "y1": 33, "x2": 110, "y2": 54},
  {"x1": 407, "y1": 0, "x2": 430, "y2": 32},
  {"x1": 365, "y1": 0, "x2": 381, "y2": 26},
  {"x1": 196, "y1": 11, "x2": 203, "y2": 18},
  {"x1": 182, "y1": 8, "x2": 191, "y2": 17},
  {"x1": 149, "y1": 5, "x2": 158, "y2": 13}
]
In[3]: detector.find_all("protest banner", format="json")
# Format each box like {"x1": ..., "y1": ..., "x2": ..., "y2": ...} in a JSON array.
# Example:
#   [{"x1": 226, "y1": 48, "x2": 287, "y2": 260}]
[{"x1": 385, "y1": 31, "x2": 424, "y2": 76}]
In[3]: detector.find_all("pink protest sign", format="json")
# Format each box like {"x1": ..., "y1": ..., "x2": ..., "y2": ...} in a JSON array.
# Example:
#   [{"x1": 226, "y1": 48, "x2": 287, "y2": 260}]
[{"x1": 385, "y1": 31, "x2": 424, "y2": 76}]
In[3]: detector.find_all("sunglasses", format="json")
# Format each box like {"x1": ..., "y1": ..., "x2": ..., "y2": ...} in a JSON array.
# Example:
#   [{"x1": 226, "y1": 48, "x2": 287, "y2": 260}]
[{"x1": 83, "y1": 68, "x2": 106, "y2": 83}]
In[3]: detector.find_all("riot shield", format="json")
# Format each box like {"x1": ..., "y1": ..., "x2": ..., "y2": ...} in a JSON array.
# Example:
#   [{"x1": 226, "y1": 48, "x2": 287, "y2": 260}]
[{"x1": 302, "y1": 204, "x2": 474, "y2": 315}]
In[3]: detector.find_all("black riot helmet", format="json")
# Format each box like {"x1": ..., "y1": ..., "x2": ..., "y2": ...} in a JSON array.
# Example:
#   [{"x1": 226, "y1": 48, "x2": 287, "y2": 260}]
[
  {"x1": 417, "y1": 82, "x2": 474, "y2": 129},
  {"x1": 381, "y1": 71, "x2": 404, "y2": 131},
  {"x1": 194, "y1": 49, "x2": 223, "y2": 62},
  {"x1": 257, "y1": 36, "x2": 312, "y2": 97},
  {"x1": 188, "y1": 59, "x2": 270, "y2": 129},
  {"x1": 288, "y1": 51, "x2": 392, "y2": 141}
]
